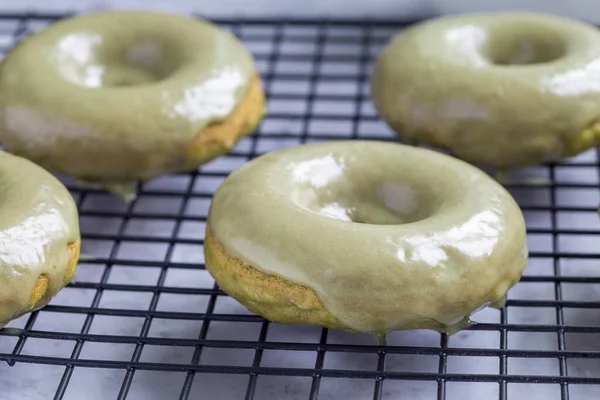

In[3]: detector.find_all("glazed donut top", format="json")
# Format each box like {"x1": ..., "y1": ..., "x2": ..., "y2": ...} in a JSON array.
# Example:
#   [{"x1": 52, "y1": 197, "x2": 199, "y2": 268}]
[
  {"x1": 370, "y1": 12, "x2": 600, "y2": 168},
  {"x1": 209, "y1": 141, "x2": 527, "y2": 334},
  {"x1": 0, "y1": 11, "x2": 257, "y2": 182},
  {"x1": 0, "y1": 151, "x2": 79, "y2": 325}
]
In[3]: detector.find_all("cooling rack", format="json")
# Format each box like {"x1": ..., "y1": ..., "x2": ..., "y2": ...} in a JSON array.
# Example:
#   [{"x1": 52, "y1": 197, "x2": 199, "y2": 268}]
[{"x1": 0, "y1": 12, "x2": 600, "y2": 400}]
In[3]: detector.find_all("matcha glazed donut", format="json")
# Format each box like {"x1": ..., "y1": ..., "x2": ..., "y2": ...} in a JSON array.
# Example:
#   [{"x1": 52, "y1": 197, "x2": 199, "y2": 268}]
[
  {"x1": 0, "y1": 11, "x2": 265, "y2": 200},
  {"x1": 0, "y1": 151, "x2": 80, "y2": 328},
  {"x1": 370, "y1": 12, "x2": 600, "y2": 169},
  {"x1": 205, "y1": 141, "x2": 528, "y2": 337}
]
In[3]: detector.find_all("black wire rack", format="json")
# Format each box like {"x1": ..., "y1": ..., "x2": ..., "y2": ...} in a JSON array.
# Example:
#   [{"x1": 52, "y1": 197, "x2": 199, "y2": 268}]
[{"x1": 1, "y1": 11, "x2": 600, "y2": 400}]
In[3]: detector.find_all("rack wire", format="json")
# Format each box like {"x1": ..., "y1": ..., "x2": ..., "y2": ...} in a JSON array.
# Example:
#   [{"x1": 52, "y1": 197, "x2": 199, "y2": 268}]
[{"x1": 0, "y1": 12, "x2": 600, "y2": 400}]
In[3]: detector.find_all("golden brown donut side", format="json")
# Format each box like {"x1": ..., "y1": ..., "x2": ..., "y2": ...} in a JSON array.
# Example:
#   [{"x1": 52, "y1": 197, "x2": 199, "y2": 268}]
[
  {"x1": 204, "y1": 225, "x2": 351, "y2": 331},
  {"x1": 3, "y1": 237, "x2": 81, "y2": 326},
  {"x1": 181, "y1": 75, "x2": 266, "y2": 170},
  {"x1": 389, "y1": 118, "x2": 600, "y2": 169},
  {"x1": 205, "y1": 225, "x2": 497, "y2": 333}
]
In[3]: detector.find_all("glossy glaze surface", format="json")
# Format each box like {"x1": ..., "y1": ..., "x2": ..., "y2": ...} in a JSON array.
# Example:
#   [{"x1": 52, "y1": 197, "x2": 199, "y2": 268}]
[
  {"x1": 371, "y1": 12, "x2": 600, "y2": 169},
  {"x1": 0, "y1": 11, "x2": 258, "y2": 195},
  {"x1": 0, "y1": 151, "x2": 80, "y2": 327},
  {"x1": 208, "y1": 141, "x2": 528, "y2": 334}
]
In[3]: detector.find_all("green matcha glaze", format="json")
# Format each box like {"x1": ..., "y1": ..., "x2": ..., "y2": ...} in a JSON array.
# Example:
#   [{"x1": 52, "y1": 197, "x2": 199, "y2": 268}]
[
  {"x1": 0, "y1": 151, "x2": 80, "y2": 327},
  {"x1": 0, "y1": 11, "x2": 258, "y2": 198},
  {"x1": 208, "y1": 141, "x2": 528, "y2": 334},
  {"x1": 370, "y1": 12, "x2": 600, "y2": 169}
]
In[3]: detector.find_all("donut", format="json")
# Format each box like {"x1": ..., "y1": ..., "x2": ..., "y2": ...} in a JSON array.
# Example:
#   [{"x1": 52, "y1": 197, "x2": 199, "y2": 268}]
[
  {"x1": 0, "y1": 151, "x2": 80, "y2": 328},
  {"x1": 0, "y1": 11, "x2": 265, "y2": 200},
  {"x1": 370, "y1": 12, "x2": 600, "y2": 170},
  {"x1": 204, "y1": 141, "x2": 528, "y2": 336}
]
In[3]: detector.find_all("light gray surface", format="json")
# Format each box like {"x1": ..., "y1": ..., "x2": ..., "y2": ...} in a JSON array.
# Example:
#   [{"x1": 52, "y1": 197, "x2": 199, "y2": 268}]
[
  {"x1": 2, "y1": 0, "x2": 600, "y2": 22},
  {"x1": 0, "y1": 0, "x2": 430, "y2": 19},
  {"x1": 0, "y1": 8, "x2": 600, "y2": 400}
]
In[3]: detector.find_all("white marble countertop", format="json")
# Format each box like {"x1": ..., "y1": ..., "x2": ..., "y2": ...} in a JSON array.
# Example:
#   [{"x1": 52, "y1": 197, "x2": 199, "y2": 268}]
[{"x1": 1, "y1": 3, "x2": 600, "y2": 400}]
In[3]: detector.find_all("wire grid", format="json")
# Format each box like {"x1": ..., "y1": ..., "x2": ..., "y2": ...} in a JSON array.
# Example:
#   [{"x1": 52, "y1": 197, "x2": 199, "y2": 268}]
[{"x1": 0, "y1": 12, "x2": 600, "y2": 400}]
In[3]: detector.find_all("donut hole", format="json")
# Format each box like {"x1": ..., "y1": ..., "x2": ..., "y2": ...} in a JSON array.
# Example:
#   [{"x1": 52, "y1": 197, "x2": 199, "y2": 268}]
[
  {"x1": 289, "y1": 155, "x2": 437, "y2": 225},
  {"x1": 99, "y1": 63, "x2": 168, "y2": 87},
  {"x1": 51, "y1": 34, "x2": 181, "y2": 88},
  {"x1": 297, "y1": 182, "x2": 434, "y2": 225},
  {"x1": 101, "y1": 39, "x2": 182, "y2": 87},
  {"x1": 484, "y1": 27, "x2": 567, "y2": 66}
]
